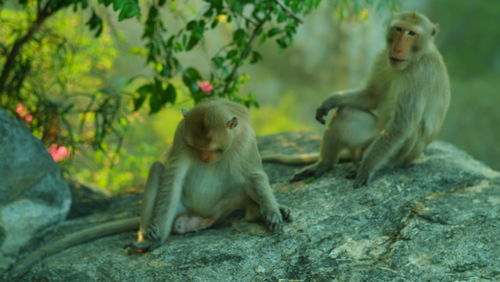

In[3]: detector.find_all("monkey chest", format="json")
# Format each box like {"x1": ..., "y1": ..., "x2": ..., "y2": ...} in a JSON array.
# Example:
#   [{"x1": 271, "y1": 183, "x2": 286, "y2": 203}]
[{"x1": 182, "y1": 164, "x2": 245, "y2": 215}]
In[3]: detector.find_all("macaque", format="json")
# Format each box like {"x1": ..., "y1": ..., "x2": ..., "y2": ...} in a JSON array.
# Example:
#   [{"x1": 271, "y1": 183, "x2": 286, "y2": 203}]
[
  {"x1": 5, "y1": 98, "x2": 290, "y2": 279},
  {"x1": 129, "y1": 100, "x2": 291, "y2": 253},
  {"x1": 282, "y1": 11, "x2": 450, "y2": 188}
]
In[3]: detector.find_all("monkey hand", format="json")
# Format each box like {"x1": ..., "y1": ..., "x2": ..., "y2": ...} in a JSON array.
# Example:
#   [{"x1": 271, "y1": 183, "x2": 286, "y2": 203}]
[
  {"x1": 125, "y1": 240, "x2": 161, "y2": 255},
  {"x1": 315, "y1": 106, "x2": 329, "y2": 124},
  {"x1": 279, "y1": 205, "x2": 293, "y2": 222},
  {"x1": 352, "y1": 171, "x2": 370, "y2": 189},
  {"x1": 290, "y1": 168, "x2": 315, "y2": 182},
  {"x1": 291, "y1": 164, "x2": 327, "y2": 182},
  {"x1": 261, "y1": 207, "x2": 284, "y2": 232}
]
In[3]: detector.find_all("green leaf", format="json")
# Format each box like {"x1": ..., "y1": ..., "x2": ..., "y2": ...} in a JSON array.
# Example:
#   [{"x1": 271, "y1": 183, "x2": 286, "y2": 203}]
[
  {"x1": 267, "y1": 27, "x2": 282, "y2": 37},
  {"x1": 165, "y1": 83, "x2": 177, "y2": 103},
  {"x1": 212, "y1": 56, "x2": 224, "y2": 68},
  {"x1": 250, "y1": 51, "x2": 262, "y2": 64},
  {"x1": 227, "y1": 49, "x2": 238, "y2": 59},
  {"x1": 99, "y1": 0, "x2": 140, "y2": 21},
  {"x1": 134, "y1": 83, "x2": 153, "y2": 111},
  {"x1": 182, "y1": 67, "x2": 202, "y2": 94},
  {"x1": 86, "y1": 10, "x2": 104, "y2": 37},
  {"x1": 233, "y1": 28, "x2": 246, "y2": 45},
  {"x1": 186, "y1": 36, "x2": 200, "y2": 51},
  {"x1": 186, "y1": 20, "x2": 197, "y2": 31}
]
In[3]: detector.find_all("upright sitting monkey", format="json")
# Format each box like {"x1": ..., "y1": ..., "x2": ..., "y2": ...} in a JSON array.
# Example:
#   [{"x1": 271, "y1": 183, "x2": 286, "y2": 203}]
[
  {"x1": 6, "y1": 98, "x2": 291, "y2": 279},
  {"x1": 270, "y1": 11, "x2": 451, "y2": 188}
]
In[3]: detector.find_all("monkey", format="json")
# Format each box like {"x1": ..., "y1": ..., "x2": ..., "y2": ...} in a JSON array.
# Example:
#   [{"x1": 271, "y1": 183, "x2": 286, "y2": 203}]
[
  {"x1": 4, "y1": 98, "x2": 291, "y2": 279},
  {"x1": 269, "y1": 11, "x2": 451, "y2": 188}
]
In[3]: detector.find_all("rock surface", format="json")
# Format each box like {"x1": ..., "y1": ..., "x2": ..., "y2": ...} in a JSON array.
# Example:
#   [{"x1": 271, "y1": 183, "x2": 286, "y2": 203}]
[
  {"x1": 0, "y1": 109, "x2": 71, "y2": 272},
  {"x1": 9, "y1": 132, "x2": 500, "y2": 281}
]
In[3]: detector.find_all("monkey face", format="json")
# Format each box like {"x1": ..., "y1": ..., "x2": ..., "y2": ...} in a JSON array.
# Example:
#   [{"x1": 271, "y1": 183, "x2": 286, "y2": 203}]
[
  {"x1": 183, "y1": 106, "x2": 237, "y2": 163},
  {"x1": 387, "y1": 24, "x2": 420, "y2": 70},
  {"x1": 198, "y1": 148, "x2": 223, "y2": 163},
  {"x1": 184, "y1": 130, "x2": 228, "y2": 163}
]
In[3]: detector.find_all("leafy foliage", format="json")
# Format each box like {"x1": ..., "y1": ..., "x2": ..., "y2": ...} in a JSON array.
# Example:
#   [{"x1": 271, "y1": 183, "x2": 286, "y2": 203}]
[
  {"x1": 0, "y1": 0, "x2": 399, "y2": 190},
  {"x1": 0, "y1": 6, "x2": 122, "y2": 154},
  {"x1": 132, "y1": 0, "x2": 322, "y2": 112}
]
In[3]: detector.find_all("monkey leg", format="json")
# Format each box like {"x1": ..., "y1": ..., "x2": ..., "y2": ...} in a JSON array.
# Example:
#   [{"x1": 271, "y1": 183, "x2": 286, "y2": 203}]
[
  {"x1": 399, "y1": 137, "x2": 427, "y2": 165},
  {"x1": 172, "y1": 212, "x2": 216, "y2": 234},
  {"x1": 291, "y1": 120, "x2": 344, "y2": 182},
  {"x1": 244, "y1": 200, "x2": 292, "y2": 224},
  {"x1": 128, "y1": 162, "x2": 187, "y2": 255},
  {"x1": 138, "y1": 161, "x2": 165, "y2": 239}
]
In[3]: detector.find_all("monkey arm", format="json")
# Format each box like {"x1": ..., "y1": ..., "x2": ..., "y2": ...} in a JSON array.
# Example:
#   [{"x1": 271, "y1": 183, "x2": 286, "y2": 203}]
[
  {"x1": 353, "y1": 93, "x2": 424, "y2": 188},
  {"x1": 316, "y1": 89, "x2": 377, "y2": 124},
  {"x1": 245, "y1": 170, "x2": 284, "y2": 231},
  {"x1": 149, "y1": 161, "x2": 188, "y2": 243},
  {"x1": 127, "y1": 157, "x2": 188, "y2": 256},
  {"x1": 243, "y1": 146, "x2": 283, "y2": 230},
  {"x1": 128, "y1": 163, "x2": 187, "y2": 255}
]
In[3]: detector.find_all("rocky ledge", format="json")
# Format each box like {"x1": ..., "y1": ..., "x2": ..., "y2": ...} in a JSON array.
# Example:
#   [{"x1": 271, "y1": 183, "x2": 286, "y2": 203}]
[{"x1": 7, "y1": 132, "x2": 500, "y2": 281}]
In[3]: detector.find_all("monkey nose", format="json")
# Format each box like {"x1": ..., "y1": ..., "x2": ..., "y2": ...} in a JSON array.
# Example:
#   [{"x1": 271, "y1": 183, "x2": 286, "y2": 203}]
[{"x1": 200, "y1": 154, "x2": 214, "y2": 163}]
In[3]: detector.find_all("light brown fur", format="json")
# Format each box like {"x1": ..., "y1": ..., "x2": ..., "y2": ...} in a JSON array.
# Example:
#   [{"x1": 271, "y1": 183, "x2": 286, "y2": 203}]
[
  {"x1": 5, "y1": 98, "x2": 291, "y2": 279},
  {"x1": 129, "y1": 98, "x2": 291, "y2": 253},
  {"x1": 286, "y1": 11, "x2": 450, "y2": 187}
]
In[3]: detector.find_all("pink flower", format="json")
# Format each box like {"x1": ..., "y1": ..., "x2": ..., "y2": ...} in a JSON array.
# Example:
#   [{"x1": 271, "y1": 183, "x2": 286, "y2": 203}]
[
  {"x1": 48, "y1": 144, "x2": 70, "y2": 162},
  {"x1": 16, "y1": 103, "x2": 26, "y2": 115},
  {"x1": 15, "y1": 103, "x2": 33, "y2": 123},
  {"x1": 197, "y1": 81, "x2": 213, "y2": 94}
]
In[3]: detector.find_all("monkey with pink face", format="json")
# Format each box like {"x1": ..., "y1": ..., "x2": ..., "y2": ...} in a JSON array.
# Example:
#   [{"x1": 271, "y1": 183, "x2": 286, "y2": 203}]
[{"x1": 265, "y1": 11, "x2": 451, "y2": 188}]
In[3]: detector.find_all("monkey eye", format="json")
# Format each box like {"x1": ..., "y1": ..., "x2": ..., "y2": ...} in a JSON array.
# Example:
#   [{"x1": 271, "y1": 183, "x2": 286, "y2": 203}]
[
  {"x1": 408, "y1": 30, "x2": 417, "y2": 36},
  {"x1": 209, "y1": 147, "x2": 224, "y2": 153},
  {"x1": 395, "y1": 26, "x2": 403, "y2": 32}
]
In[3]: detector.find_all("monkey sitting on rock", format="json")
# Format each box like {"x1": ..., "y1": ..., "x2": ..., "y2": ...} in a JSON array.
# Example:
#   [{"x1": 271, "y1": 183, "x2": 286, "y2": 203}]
[
  {"x1": 264, "y1": 11, "x2": 451, "y2": 188},
  {"x1": 5, "y1": 98, "x2": 291, "y2": 279}
]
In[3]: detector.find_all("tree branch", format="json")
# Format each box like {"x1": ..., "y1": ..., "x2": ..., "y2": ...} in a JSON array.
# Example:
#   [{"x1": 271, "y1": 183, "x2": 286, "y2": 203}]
[
  {"x1": 222, "y1": 12, "x2": 269, "y2": 95},
  {"x1": 0, "y1": 3, "x2": 52, "y2": 96},
  {"x1": 275, "y1": 0, "x2": 303, "y2": 24}
]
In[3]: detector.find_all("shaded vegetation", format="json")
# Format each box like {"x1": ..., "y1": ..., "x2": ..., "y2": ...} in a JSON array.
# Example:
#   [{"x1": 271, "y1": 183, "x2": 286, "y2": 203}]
[{"x1": 2, "y1": 0, "x2": 498, "y2": 190}]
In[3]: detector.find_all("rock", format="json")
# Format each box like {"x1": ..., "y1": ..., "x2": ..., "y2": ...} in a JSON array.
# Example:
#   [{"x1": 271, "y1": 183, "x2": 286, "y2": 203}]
[
  {"x1": 67, "y1": 180, "x2": 141, "y2": 219},
  {"x1": 8, "y1": 132, "x2": 500, "y2": 281},
  {"x1": 0, "y1": 109, "x2": 71, "y2": 273}
]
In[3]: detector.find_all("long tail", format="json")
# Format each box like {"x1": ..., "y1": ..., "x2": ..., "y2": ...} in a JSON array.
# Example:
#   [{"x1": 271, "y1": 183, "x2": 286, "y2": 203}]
[
  {"x1": 5, "y1": 217, "x2": 140, "y2": 280},
  {"x1": 261, "y1": 152, "x2": 319, "y2": 165}
]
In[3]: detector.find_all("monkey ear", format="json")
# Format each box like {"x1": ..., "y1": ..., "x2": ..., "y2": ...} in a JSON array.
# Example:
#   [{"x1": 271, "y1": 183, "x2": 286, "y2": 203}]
[
  {"x1": 432, "y1": 23, "x2": 440, "y2": 37},
  {"x1": 181, "y1": 108, "x2": 189, "y2": 117},
  {"x1": 226, "y1": 117, "x2": 238, "y2": 129}
]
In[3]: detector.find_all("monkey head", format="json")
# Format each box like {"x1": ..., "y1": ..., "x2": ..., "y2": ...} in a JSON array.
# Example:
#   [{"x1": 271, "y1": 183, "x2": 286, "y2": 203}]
[
  {"x1": 386, "y1": 11, "x2": 439, "y2": 70},
  {"x1": 182, "y1": 106, "x2": 238, "y2": 163}
]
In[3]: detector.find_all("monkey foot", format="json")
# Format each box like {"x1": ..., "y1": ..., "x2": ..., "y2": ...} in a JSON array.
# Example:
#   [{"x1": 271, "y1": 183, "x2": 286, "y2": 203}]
[
  {"x1": 125, "y1": 240, "x2": 160, "y2": 255},
  {"x1": 345, "y1": 170, "x2": 357, "y2": 179},
  {"x1": 290, "y1": 168, "x2": 321, "y2": 182},
  {"x1": 261, "y1": 208, "x2": 285, "y2": 232},
  {"x1": 279, "y1": 206, "x2": 293, "y2": 222},
  {"x1": 172, "y1": 212, "x2": 216, "y2": 234},
  {"x1": 352, "y1": 173, "x2": 369, "y2": 189}
]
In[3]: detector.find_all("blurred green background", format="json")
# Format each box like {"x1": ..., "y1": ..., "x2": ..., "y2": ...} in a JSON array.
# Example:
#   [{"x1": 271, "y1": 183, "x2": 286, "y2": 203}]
[{"x1": 1, "y1": 0, "x2": 499, "y2": 191}]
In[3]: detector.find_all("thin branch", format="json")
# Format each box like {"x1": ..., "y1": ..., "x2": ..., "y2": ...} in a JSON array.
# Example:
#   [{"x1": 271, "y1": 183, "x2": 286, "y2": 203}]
[
  {"x1": 0, "y1": 2, "x2": 52, "y2": 96},
  {"x1": 275, "y1": 0, "x2": 303, "y2": 24},
  {"x1": 222, "y1": 12, "x2": 269, "y2": 95}
]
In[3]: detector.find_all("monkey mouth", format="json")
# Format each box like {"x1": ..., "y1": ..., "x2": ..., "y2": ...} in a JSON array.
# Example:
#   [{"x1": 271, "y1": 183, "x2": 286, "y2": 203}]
[{"x1": 390, "y1": 57, "x2": 405, "y2": 63}]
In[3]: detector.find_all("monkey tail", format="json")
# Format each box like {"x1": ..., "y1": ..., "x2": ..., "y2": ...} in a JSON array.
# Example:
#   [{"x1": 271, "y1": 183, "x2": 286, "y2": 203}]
[
  {"x1": 261, "y1": 152, "x2": 319, "y2": 165},
  {"x1": 4, "y1": 217, "x2": 140, "y2": 280}
]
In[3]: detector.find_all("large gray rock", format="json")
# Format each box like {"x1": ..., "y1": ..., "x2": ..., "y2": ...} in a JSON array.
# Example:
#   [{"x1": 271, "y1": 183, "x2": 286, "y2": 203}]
[
  {"x1": 9, "y1": 132, "x2": 500, "y2": 281},
  {"x1": 0, "y1": 109, "x2": 71, "y2": 272}
]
